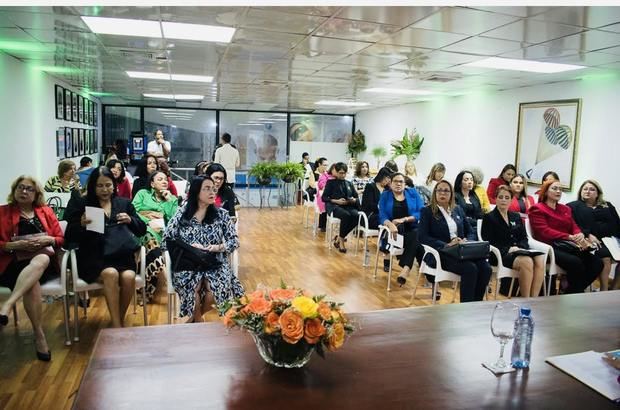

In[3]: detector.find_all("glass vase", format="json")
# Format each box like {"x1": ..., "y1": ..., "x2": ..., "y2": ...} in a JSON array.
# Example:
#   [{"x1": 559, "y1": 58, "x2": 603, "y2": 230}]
[{"x1": 251, "y1": 333, "x2": 314, "y2": 368}]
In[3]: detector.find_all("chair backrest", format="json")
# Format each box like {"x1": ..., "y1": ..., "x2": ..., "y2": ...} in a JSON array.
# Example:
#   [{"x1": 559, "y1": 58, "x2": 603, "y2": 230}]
[
  {"x1": 59, "y1": 220, "x2": 68, "y2": 235},
  {"x1": 163, "y1": 250, "x2": 175, "y2": 295},
  {"x1": 173, "y1": 180, "x2": 188, "y2": 200},
  {"x1": 476, "y1": 219, "x2": 483, "y2": 241},
  {"x1": 524, "y1": 218, "x2": 533, "y2": 238}
]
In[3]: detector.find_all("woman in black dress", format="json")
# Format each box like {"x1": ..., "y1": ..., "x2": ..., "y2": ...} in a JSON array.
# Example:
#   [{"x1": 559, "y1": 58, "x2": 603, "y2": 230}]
[
  {"x1": 454, "y1": 170, "x2": 483, "y2": 232},
  {"x1": 64, "y1": 167, "x2": 147, "y2": 327},
  {"x1": 322, "y1": 162, "x2": 359, "y2": 253}
]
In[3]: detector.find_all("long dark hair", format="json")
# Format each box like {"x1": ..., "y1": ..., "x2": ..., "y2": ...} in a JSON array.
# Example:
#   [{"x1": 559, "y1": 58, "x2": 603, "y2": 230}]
[
  {"x1": 454, "y1": 170, "x2": 473, "y2": 193},
  {"x1": 105, "y1": 159, "x2": 126, "y2": 182},
  {"x1": 85, "y1": 166, "x2": 117, "y2": 206},
  {"x1": 181, "y1": 176, "x2": 218, "y2": 225},
  {"x1": 205, "y1": 163, "x2": 228, "y2": 193},
  {"x1": 135, "y1": 154, "x2": 159, "y2": 179}
]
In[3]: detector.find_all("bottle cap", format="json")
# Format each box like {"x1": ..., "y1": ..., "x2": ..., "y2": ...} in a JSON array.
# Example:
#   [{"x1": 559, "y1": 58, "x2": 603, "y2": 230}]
[{"x1": 520, "y1": 306, "x2": 531, "y2": 316}]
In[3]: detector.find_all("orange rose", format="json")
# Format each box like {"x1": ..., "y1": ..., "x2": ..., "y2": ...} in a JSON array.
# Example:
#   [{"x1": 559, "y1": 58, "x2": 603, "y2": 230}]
[
  {"x1": 279, "y1": 309, "x2": 304, "y2": 344},
  {"x1": 269, "y1": 288, "x2": 298, "y2": 301},
  {"x1": 264, "y1": 311, "x2": 280, "y2": 334},
  {"x1": 304, "y1": 318, "x2": 326, "y2": 344},
  {"x1": 317, "y1": 302, "x2": 332, "y2": 321},
  {"x1": 242, "y1": 297, "x2": 272, "y2": 316},
  {"x1": 222, "y1": 308, "x2": 237, "y2": 328},
  {"x1": 247, "y1": 290, "x2": 265, "y2": 301},
  {"x1": 327, "y1": 322, "x2": 345, "y2": 351}
]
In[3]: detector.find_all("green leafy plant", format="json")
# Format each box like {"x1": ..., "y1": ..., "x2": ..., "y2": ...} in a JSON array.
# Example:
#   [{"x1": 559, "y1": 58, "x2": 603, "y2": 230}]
[
  {"x1": 371, "y1": 146, "x2": 387, "y2": 169},
  {"x1": 390, "y1": 128, "x2": 424, "y2": 161},
  {"x1": 275, "y1": 162, "x2": 305, "y2": 183},
  {"x1": 347, "y1": 129, "x2": 367, "y2": 158},
  {"x1": 249, "y1": 161, "x2": 278, "y2": 185}
]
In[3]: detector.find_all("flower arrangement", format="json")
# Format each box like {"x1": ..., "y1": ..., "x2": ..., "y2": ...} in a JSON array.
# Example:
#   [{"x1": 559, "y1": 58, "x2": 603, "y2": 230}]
[
  {"x1": 218, "y1": 282, "x2": 355, "y2": 368},
  {"x1": 391, "y1": 128, "x2": 424, "y2": 161}
]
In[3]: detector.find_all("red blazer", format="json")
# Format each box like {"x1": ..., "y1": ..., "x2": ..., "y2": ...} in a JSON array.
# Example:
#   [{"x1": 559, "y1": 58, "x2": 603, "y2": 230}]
[
  {"x1": 167, "y1": 176, "x2": 178, "y2": 196},
  {"x1": 0, "y1": 204, "x2": 64, "y2": 273},
  {"x1": 486, "y1": 177, "x2": 507, "y2": 204},
  {"x1": 117, "y1": 177, "x2": 132, "y2": 199},
  {"x1": 507, "y1": 195, "x2": 535, "y2": 213},
  {"x1": 527, "y1": 202, "x2": 580, "y2": 245}
]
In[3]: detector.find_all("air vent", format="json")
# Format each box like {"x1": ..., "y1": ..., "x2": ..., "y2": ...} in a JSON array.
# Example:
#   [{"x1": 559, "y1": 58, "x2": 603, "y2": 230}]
[
  {"x1": 420, "y1": 72, "x2": 462, "y2": 83},
  {"x1": 114, "y1": 49, "x2": 168, "y2": 62}
]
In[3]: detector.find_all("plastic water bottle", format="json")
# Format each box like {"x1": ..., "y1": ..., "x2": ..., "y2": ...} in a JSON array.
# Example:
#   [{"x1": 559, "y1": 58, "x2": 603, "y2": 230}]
[{"x1": 511, "y1": 306, "x2": 534, "y2": 368}]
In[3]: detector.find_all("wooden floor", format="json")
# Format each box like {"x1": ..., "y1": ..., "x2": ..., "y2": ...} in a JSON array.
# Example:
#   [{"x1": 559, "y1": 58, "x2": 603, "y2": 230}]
[{"x1": 1, "y1": 206, "x2": 507, "y2": 409}]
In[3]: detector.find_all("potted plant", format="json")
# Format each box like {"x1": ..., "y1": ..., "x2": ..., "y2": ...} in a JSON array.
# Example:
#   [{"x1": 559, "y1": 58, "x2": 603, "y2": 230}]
[
  {"x1": 371, "y1": 146, "x2": 387, "y2": 170},
  {"x1": 347, "y1": 129, "x2": 367, "y2": 159},
  {"x1": 390, "y1": 128, "x2": 424, "y2": 161},
  {"x1": 275, "y1": 162, "x2": 305, "y2": 183},
  {"x1": 249, "y1": 161, "x2": 277, "y2": 186}
]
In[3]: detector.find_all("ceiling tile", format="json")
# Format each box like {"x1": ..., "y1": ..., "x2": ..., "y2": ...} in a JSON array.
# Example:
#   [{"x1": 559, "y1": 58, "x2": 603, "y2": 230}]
[
  {"x1": 380, "y1": 27, "x2": 468, "y2": 49},
  {"x1": 254, "y1": 6, "x2": 340, "y2": 17},
  {"x1": 467, "y1": 6, "x2": 552, "y2": 18},
  {"x1": 482, "y1": 18, "x2": 586, "y2": 44},
  {"x1": 314, "y1": 18, "x2": 401, "y2": 42},
  {"x1": 335, "y1": 54, "x2": 401, "y2": 68},
  {"x1": 357, "y1": 43, "x2": 430, "y2": 61},
  {"x1": 598, "y1": 22, "x2": 620, "y2": 34},
  {"x1": 5, "y1": 11, "x2": 88, "y2": 31},
  {"x1": 160, "y1": 6, "x2": 246, "y2": 26},
  {"x1": 412, "y1": 7, "x2": 520, "y2": 36},
  {"x1": 241, "y1": 8, "x2": 326, "y2": 35},
  {"x1": 532, "y1": 6, "x2": 620, "y2": 29},
  {"x1": 233, "y1": 29, "x2": 305, "y2": 50},
  {"x1": 335, "y1": 6, "x2": 439, "y2": 27},
  {"x1": 442, "y1": 36, "x2": 524, "y2": 55},
  {"x1": 596, "y1": 45, "x2": 620, "y2": 56},
  {"x1": 540, "y1": 51, "x2": 620, "y2": 66}
]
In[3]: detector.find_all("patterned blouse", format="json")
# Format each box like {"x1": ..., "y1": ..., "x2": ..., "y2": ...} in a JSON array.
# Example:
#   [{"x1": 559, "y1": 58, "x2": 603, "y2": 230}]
[
  {"x1": 352, "y1": 176, "x2": 372, "y2": 193},
  {"x1": 44, "y1": 175, "x2": 81, "y2": 193}
]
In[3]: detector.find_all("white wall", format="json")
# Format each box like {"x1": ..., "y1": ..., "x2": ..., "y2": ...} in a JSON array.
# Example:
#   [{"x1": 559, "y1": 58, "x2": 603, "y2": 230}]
[
  {"x1": 0, "y1": 51, "x2": 101, "y2": 201},
  {"x1": 356, "y1": 76, "x2": 620, "y2": 203}
]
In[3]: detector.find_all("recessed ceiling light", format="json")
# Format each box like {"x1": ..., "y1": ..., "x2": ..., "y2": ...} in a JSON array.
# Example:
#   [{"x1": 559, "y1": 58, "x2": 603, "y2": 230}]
[
  {"x1": 363, "y1": 88, "x2": 436, "y2": 95},
  {"x1": 127, "y1": 71, "x2": 170, "y2": 80},
  {"x1": 81, "y1": 16, "x2": 161, "y2": 38},
  {"x1": 144, "y1": 93, "x2": 175, "y2": 99},
  {"x1": 464, "y1": 57, "x2": 586, "y2": 73},
  {"x1": 170, "y1": 74, "x2": 213, "y2": 83},
  {"x1": 315, "y1": 100, "x2": 370, "y2": 107},
  {"x1": 174, "y1": 94, "x2": 204, "y2": 100},
  {"x1": 161, "y1": 22, "x2": 235, "y2": 43}
]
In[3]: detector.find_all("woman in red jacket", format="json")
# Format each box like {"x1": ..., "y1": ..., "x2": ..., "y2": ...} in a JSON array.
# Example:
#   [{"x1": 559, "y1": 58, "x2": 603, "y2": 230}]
[
  {"x1": 487, "y1": 164, "x2": 516, "y2": 204},
  {"x1": 508, "y1": 174, "x2": 535, "y2": 215},
  {"x1": 528, "y1": 180, "x2": 602, "y2": 294},
  {"x1": 106, "y1": 159, "x2": 132, "y2": 199},
  {"x1": 0, "y1": 176, "x2": 64, "y2": 361}
]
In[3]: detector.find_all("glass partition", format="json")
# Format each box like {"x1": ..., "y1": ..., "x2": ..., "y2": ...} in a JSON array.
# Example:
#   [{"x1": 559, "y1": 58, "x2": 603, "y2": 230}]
[
  {"x1": 289, "y1": 114, "x2": 353, "y2": 143},
  {"x1": 103, "y1": 106, "x2": 141, "y2": 149}
]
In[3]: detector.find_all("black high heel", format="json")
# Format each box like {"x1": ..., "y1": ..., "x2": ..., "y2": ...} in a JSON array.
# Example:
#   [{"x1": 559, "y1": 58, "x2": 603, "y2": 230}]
[
  {"x1": 397, "y1": 276, "x2": 407, "y2": 287},
  {"x1": 36, "y1": 350, "x2": 51, "y2": 362},
  {"x1": 0, "y1": 314, "x2": 8, "y2": 326}
]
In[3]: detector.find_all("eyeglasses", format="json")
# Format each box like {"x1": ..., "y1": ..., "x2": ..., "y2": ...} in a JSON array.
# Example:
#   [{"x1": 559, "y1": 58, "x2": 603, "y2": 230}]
[
  {"x1": 211, "y1": 176, "x2": 224, "y2": 181},
  {"x1": 392, "y1": 179, "x2": 405, "y2": 184},
  {"x1": 436, "y1": 189, "x2": 451, "y2": 194},
  {"x1": 582, "y1": 187, "x2": 597, "y2": 192},
  {"x1": 201, "y1": 187, "x2": 218, "y2": 193},
  {"x1": 16, "y1": 184, "x2": 36, "y2": 193},
  {"x1": 497, "y1": 195, "x2": 512, "y2": 200}
]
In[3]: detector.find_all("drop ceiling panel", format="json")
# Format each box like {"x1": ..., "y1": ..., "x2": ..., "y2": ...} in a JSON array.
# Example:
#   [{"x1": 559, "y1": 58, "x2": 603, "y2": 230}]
[
  {"x1": 532, "y1": 6, "x2": 620, "y2": 29},
  {"x1": 441, "y1": 36, "x2": 524, "y2": 55},
  {"x1": 411, "y1": 7, "x2": 520, "y2": 36},
  {"x1": 314, "y1": 18, "x2": 401, "y2": 42},
  {"x1": 159, "y1": 6, "x2": 246, "y2": 26},
  {"x1": 380, "y1": 27, "x2": 468, "y2": 49},
  {"x1": 335, "y1": 6, "x2": 439, "y2": 27},
  {"x1": 468, "y1": 6, "x2": 552, "y2": 18},
  {"x1": 481, "y1": 19, "x2": 586, "y2": 44},
  {"x1": 241, "y1": 8, "x2": 326, "y2": 35}
]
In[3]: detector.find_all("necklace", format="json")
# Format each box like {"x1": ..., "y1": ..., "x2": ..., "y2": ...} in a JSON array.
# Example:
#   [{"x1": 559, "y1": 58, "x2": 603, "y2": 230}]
[{"x1": 19, "y1": 209, "x2": 35, "y2": 219}]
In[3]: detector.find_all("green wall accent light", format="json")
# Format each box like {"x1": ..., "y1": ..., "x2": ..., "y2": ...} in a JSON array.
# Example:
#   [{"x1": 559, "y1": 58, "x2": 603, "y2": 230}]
[
  {"x1": 31, "y1": 65, "x2": 81, "y2": 74},
  {"x1": 87, "y1": 91, "x2": 116, "y2": 97},
  {"x1": 0, "y1": 41, "x2": 49, "y2": 52}
]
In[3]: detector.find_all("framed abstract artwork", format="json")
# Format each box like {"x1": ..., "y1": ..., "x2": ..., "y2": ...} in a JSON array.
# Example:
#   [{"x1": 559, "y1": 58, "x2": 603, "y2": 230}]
[
  {"x1": 85, "y1": 129, "x2": 90, "y2": 154},
  {"x1": 78, "y1": 95, "x2": 84, "y2": 123},
  {"x1": 515, "y1": 99, "x2": 581, "y2": 190},
  {"x1": 78, "y1": 129, "x2": 85, "y2": 155},
  {"x1": 55, "y1": 85, "x2": 64, "y2": 119},
  {"x1": 64, "y1": 127, "x2": 73, "y2": 158},
  {"x1": 93, "y1": 102, "x2": 98, "y2": 127},
  {"x1": 71, "y1": 92, "x2": 78, "y2": 122},
  {"x1": 72, "y1": 128, "x2": 79, "y2": 157},
  {"x1": 56, "y1": 127, "x2": 65, "y2": 159}
]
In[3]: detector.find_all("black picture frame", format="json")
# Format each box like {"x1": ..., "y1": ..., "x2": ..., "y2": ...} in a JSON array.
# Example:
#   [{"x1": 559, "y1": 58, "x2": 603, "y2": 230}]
[
  {"x1": 64, "y1": 89, "x2": 71, "y2": 120},
  {"x1": 89, "y1": 101, "x2": 94, "y2": 126},
  {"x1": 55, "y1": 85, "x2": 64, "y2": 119},
  {"x1": 93, "y1": 129, "x2": 98, "y2": 153},
  {"x1": 85, "y1": 100, "x2": 90, "y2": 125},
  {"x1": 64, "y1": 127, "x2": 72, "y2": 158},
  {"x1": 93, "y1": 102, "x2": 98, "y2": 127},
  {"x1": 85, "y1": 129, "x2": 90, "y2": 154},
  {"x1": 78, "y1": 129, "x2": 85, "y2": 155},
  {"x1": 72, "y1": 128, "x2": 79, "y2": 157},
  {"x1": 56, "y1": 127, "x2": 65, "y2": 159},
  {"x1": 78, "y1": 95, "x2": 84, "y2": 123},
  {"x1": 71, "y1": 92, "x2": 78, "y2": 122}
]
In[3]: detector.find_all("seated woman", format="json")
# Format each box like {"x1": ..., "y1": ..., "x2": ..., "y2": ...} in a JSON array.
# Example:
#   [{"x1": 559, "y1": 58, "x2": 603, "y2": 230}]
[
  {"x1": 322, "y1": 162, "x2": 359, "y2": 253},
  {"x1": 378, "y1": 172, "x2": 424, "y2": 285},
  {"x1": 106, "y1": 159, "x2": 132, "y2": 199},
  {"x1": 205, "y1": 163, "x2": 237, "y2": 217},
  {"x1": 361, "y1": 167, "x2": 392, "y2": 230},
  {"x1": 313, "y1": 159, "x2": 331, "y2": 232},
  {"x1": 132, "y1": 171, "x2": 178, "y2": 301},
  {"x1": 454, "y1": 170, "x2": 483, "y2": 232},
  {"x1": 470, "y1": 167, "x2": 491, "y2": 213},
  {"x1": 528, "y1": 180, "x2": 602, "y2": 294},
  {"x1": 508, "y1": 174, "x2": 535, "y2": 215},
  {"x1": 425, "y1": 162, "x2": 445, "y2": 193},
  {"x1": 64, "y1": 167, "x2": 147, "y2": 328},
  {"x1": 568, "y1": 180, "x2": 620, "y2": 291},
  {"x1": 0, "y1": 176, "x2": 64, "y2": 361},
  {"x1": 44, "y1": 159, "x2": 82, "y2": 193},
  {"x1": 162, "y1": 176, "x2": 244, "y2": 323},
  {"x1": 534, "y1": 171, "x2": 560, "y2": 197},
  {"x1": 486, "y1": 164, "x2": 516, "y2": 204},
  {"x1": 352, "y1": 160, "x2": 372, "y2": 196},
  {"x1": 418, "y1": 180, "x2": 492, "y2": 303},
  {"x1": 132, "y1": 154, "x2": 159, "y2": 197},
  {"x1": 482, "y1": 185, "x2": 545, "y2": 298},
  {"x1": 156, "y1": 158, "x2": 178, "y2": 197}
]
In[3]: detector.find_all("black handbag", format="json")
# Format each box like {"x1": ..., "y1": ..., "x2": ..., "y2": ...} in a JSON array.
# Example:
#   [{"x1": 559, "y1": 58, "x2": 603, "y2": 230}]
[
  {"x1": 440, "y1": 241, "x2": 490, "y2": 261},
  {"x1": 553, "y1": 239, "x2": 583, "y2": 255},
  {"x1": 167, "y1": 239, "x2": 222, "y2": 272},
  {"x1": 103, "y1": 223, "x2": 140, "y2": 259}
]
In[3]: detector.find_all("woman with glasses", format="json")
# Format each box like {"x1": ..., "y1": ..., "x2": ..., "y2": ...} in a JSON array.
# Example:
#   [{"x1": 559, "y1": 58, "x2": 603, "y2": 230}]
[
  {"x1": 44, "y1": 159, "x2": 82, "y2": 193},
  {"x1": 352, "y1": 160, "x2": 372, "y2": 195},
  {"x1": 567, "y1": 180, "x2": 620, "y2": 291},
  {"x1": 64, "y1": 167, "x2": 146, "y2": 327},
  {"x1": 0, "y1": 176, "x2": 64, "y2": 360},
  {"x1": 162, "y1": 176, "x2": 243, "y2": 323},
  {"x1": 205, "y1": 163, "x2": 237, "y2": 217},
  {"x1": 132, "y1": 171, "x2": 178, "y2": 302},
  {"x1": 322, "y1": 162, "x2": 360, "y2": 253},
  {"x1": 528, "y1": 180, "x2": 602, "y2": 293},
  {"x1": 378, "y1": 172, "x2": 424, "y2": 285},
  {"x1": 418, "y1": 180, "x2": 492, "y2": 303}
]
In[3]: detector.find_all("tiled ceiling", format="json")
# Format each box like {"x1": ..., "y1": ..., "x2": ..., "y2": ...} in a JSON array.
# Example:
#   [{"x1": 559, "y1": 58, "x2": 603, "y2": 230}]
[{"x1": 1, "y1": 5, "x2": 619, "y2": 114}]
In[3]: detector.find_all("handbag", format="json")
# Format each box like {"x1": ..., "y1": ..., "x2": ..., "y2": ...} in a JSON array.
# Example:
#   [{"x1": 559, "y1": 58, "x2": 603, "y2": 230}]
[
  {"x1": 103, "y1": 223, "x2": 140, "y2": 259},
  {"x1": 553, "y1": 239, "x2": 583, "y2": 255},
  {"x1": 167, "y1": 238, "x2": 222, "y2": 272},
  {"x1": 440, "y1": 241, "x2": 490, "y2": 261},
  {"x1": 12, "y1": 233, "x2": 56, "y2": 261}
]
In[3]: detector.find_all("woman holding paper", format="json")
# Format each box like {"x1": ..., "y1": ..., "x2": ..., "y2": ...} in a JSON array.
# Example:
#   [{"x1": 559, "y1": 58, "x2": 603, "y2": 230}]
[
  {"x1": 131, "y1": 171, "x2": 178, "y2": 301},
  {"x1": 378, "y1": 172, "x2": 424, "y2": 286},
  {"x1": 64, "y1": 167, "x2": 146, "y2": 328},
  {"x1": 0, "y1": 176, "x2": 64, "y2": 361},
  {"x1": 482, "y1": 185, "x2": 545, "y2": 298}
]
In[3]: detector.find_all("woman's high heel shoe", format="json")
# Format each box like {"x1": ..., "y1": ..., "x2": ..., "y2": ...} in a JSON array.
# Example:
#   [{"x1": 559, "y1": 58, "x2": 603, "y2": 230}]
[
  {"x1": 0, "y1": 314, "x2": 8, "y2": 326},
  {"x1": 397, "y1": 269, "x2": 411, "y2": 287},
  {"x1": 36, "y1": 349, "x2": 51, "y2": 362}
]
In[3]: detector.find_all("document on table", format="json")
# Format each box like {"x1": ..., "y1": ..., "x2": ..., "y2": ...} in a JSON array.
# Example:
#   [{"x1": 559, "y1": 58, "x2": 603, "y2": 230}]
[
  {"x1": 85, "y1": 206, "x2": 105, "y2": 234},
  {"x1": 388, "y1": 233, "x2": 404, "y2": 249},
  {"x1": 546, "y1": 350, "x2": 620, "y2": 402}
]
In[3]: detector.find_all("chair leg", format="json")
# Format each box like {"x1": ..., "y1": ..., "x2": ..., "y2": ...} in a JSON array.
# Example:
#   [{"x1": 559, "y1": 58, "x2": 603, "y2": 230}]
[
  {"x1": 354, "y1": 228, "x2": 360, "y2": 255},
  {"x1": 508, "y1": 278, "x2": 516, "y2": 298},
  {"x1": 12, "y1": 304, "x2": 18, "y2": 326},
  {"x1": 410, "y1": 270, "x2": 423, "y2": 303},
  {"x1": 133, "y1": 288, "x2": 137, "y2": 314},
  {"x1": 387, "y1": 256, "x2": 393, "y2": 292},
  {"x1": 373, "y1": 246, "x2": 381, "y2": 279},
  {"x1": 432, "y1": 283, "x2": 438, "y2": 305},
  {"x1": 167, "y1": 294, "x2": 173, "y2": 324},
  {"x1": 141, "y1": 287, "x2": 148, "y2": 326},
  {"x1": 451, "y1": 282, "x2": 458, "y2": 303},
  {"x1": 73, "y1": 293, "x2": 80, "y2": 342},
  {"x1": 62, "y1": 296, "x2": 71, "y2": 346}
]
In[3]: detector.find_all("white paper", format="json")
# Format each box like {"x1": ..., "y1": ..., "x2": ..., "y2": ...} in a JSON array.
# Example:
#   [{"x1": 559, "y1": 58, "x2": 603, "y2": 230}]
[
  {"x1": 546, "y1": 350, "x2": 620, "y2": 402},
  {"x1": 85, "y1": 206, "x2": 105, "y2": 234},
  {"x1": 150, "y1": 218, "x2": 165, "y2": 230},
  {"x1": 602, "y1": 237, "x2": 620, "y2": 261},
  {"x1": 388, "y1": 233, "x2": 404, "y2": 249}
]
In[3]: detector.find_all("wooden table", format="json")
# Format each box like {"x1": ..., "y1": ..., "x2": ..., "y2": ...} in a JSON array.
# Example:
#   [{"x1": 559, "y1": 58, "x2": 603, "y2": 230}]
[{"x1": 73, "y1": 292, "x2": 620, "y2": 409}]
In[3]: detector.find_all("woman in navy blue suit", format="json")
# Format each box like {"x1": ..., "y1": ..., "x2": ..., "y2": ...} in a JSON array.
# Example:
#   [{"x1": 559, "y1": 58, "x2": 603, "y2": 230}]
[
  {"x1": 378, "y1": 172, "x2": 425, "y2": 285},
  {"x1": 418, "y1": 180, "x2": 492, "y2": 302}
]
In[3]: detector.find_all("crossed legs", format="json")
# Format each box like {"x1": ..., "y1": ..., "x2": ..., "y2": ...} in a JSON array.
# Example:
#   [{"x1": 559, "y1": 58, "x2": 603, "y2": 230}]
[
  {"x1": 512, "y1": 255, "x2": 545, "y2": 297},
  {"x1": 100, "y1": 268, "x2": 135, "y2": 328},
  {"x1": 188, "y1": 279, "x2": 214, "y2": 323}
]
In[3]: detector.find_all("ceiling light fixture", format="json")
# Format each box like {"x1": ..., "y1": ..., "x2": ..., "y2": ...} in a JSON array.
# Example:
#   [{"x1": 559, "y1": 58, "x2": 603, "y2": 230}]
[
  {"x1": 81, "y1": 16, "x2": 161, "y2": 38},
  {"x1": 363, "y1": 88, "x2": 436, "y2": 95},
  {"x1": 170, "y1": 74, "x2": 213, "y2": 83},
  {"x1": 161, "y1": 22, "x2": 235, "y2": 43},
  {"x1": 127, "y1": 71, "x2": 170, "y2": 80},
  {"x1": 464, "y1": 57, "x2": 586, "y2": 73},
  {"x1": 143, "y1": 94, "x2": 203, "y2": 100},
  {"x1": 143, "y1": 94, "x2": 175, "y2": 99},
  {"x1": 315, "y1": 100, "x2": 370, "y2": 107}
]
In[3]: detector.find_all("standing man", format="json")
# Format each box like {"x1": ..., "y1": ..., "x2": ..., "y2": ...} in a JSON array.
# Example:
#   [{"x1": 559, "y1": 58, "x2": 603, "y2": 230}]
[
  {"x1": 147, "y1": 129, "x2": 171, "y2": 159},
  {"x1": 214, "y1": 133, "x2": 240, "y2": 186}
]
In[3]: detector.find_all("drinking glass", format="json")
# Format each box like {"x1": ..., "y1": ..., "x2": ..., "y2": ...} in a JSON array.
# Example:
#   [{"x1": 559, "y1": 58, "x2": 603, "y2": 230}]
[{"x1": 490, "y1": 302, "x2": 520, "y2": 369}]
